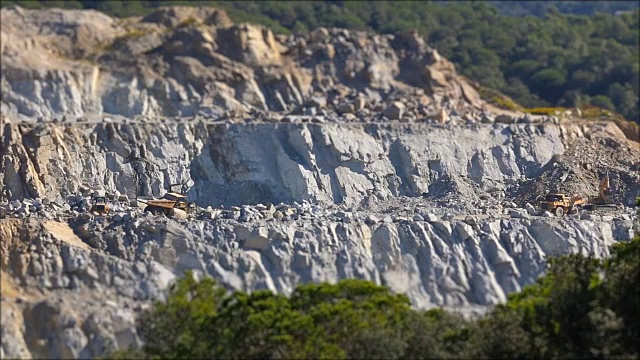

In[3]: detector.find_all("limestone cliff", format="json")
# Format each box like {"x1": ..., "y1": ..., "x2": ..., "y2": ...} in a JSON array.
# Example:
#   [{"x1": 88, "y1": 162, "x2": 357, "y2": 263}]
[{"x1": 1, "y1": 6, "x2": 480, "y2": 121}]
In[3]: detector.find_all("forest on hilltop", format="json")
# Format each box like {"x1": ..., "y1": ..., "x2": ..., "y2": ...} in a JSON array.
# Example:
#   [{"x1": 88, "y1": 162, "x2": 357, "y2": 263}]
[
  {"x1": 486, "y1": 1, "x2": 637, "y2": 17},
  {"x1": 2, "y1": 0, "x2": 639, "y2": 123}
]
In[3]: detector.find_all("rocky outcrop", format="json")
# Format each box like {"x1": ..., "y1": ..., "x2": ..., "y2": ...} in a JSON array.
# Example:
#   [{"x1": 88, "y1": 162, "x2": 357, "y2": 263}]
[
  {"x1": 1, "y1": 6, "x2": 482, "y2": 121},
  {"x1": 2, "y1": 121, "x2": 639, "y2": 208},
  {"x1": 1, "y1": 204, "x2": 636, "y2": 358},
  {"x1": 0, "y1": 122, "x2": 576, "y2": 204}
]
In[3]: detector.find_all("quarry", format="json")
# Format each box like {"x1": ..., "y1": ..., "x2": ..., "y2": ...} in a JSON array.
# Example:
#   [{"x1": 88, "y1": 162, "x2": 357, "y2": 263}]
[{"x1": 1, "y1": 5, "x2": 638, "y2": 358}]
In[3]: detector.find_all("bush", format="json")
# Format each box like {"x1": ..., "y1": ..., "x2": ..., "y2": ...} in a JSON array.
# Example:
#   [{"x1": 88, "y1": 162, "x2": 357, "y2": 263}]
[
  {"x1": 525, "y1": 107, "x2": 567, "y2": 115},
  {"x1": 590, "y1": 95, "x2": 616, "y2": 111},
  {"x1": 477, "y1": 86, "x2": 523, "y2": 111}
]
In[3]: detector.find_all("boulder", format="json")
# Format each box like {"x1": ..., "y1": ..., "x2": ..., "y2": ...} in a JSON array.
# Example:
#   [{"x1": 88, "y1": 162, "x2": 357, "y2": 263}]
[
  {"x1": 463, "y1": 215, "x2": 477, "y2": 225},
  {"x1": 365, "y1": 215, "x2": 379, "y2": 224},
  {"x1": 618, "y1": 214, "x2": 631, "y2": 221},
  {"x1": 337, "y1": 102, "x2": 354, "y2": 114},
  {"x1": 384, "y1": 102, "x2": 405, "y2": 120},
  {"x1": 495, "y1": 114, "x2": 516, "y2": 124},
  {"x1": 436, "y1": 108, "x2": 449, "y2": 123},
  {"x1": 581, "y1": 214, "x2": 599, "y2": 221},
  {"x1": 424, "y1": 213, "x2": 439, "y2": 223},
  {"x1": 309, "y1": 96, "x2": 327, "y2": 109},
  {"x1": 170, "y1": 208, "x2": 188, "y2": 220},
  {"x1": 481, "y1": 114, "x2": 494, "y2": 123},
  {"x1": 10, "y1": 200, "x2": 21, "y2": 210},
  {"x1": 323, "y1": 44, "x2": 336, "y2": 59},
  {"x1": 525, "y1": 203, "x2": 538, "y2": 216},
  {"x1": 353, "y1": 96, "x2": 366, "y2": 111},
  {"x1": 509, "y1": 209, "x2": 529, "y2": 219},
  {"x1": 335, "y1": 211, "x2": 353, "y2": 223},
  {"x1": 235, "y1": 226, "x2": 270, "y2": 250}
]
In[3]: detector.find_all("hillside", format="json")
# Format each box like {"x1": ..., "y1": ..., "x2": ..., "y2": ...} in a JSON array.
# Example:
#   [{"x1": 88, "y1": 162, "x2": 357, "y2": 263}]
[
  {"x1": 1, "y1": 0, "x2": 639, "y2": 124},
  {"x1": 0, "y1": 5, "x2": 639, "y2": 359}
]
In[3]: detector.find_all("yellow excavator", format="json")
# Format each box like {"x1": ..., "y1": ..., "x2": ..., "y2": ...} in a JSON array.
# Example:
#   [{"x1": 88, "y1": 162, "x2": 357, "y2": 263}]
[{"x1": 584, "y1": 171, "x2": 617, "y2": 210}]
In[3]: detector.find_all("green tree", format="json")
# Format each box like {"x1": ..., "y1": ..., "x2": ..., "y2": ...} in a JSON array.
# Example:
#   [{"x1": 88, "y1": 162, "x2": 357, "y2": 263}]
[
  {"x1": 136, "y1": 271, "x2": 226, "y2": 359},
  {"x1": 590, "y1": 95, "x2": 616, "y2": 110},
  {"x1": 601, "y1": 235, "x2": 640, "y2": 356}
]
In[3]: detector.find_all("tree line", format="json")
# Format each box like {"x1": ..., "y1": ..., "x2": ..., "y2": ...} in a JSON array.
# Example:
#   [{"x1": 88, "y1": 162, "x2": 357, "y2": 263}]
[{"x1": 2, "y1": 1, "x2": 639, "y2": 123}]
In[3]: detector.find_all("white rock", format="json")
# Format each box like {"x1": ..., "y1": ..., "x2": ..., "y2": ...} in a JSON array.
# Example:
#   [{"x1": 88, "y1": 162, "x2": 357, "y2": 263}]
[
  {"x1": 365, "y1": 215, "x2": 379, "y2": 224},
  {"x1": 525, "y1": 203, "x2": 538, "y2": 216},
  {"x1": 170, "y1": 208, "x2": 188, "y2": 220},
  {"x1": 509, "y1": 209, "x2": 529, "y2": 219},
  {"x1": 582, "y1": 214, "x2": 599, "y2": 221},
  {"x1": 384, "y1": 101, "x2": 405, "y2": 120},
  {"x1": 424, "y1": 213, "x2": 439, "y2": 222}
]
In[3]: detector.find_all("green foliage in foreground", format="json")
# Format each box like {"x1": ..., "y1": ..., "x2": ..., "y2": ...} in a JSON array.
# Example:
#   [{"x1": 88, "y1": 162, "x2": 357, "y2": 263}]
[{"x1": 107, "y1": 234, "x2": 640, "y2": 359}]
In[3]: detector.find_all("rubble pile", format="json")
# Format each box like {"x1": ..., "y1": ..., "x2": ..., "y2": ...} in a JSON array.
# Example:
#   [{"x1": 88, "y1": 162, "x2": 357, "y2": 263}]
[{"x1": 511, "y1": 122, "x2": 640, "y2": 206}]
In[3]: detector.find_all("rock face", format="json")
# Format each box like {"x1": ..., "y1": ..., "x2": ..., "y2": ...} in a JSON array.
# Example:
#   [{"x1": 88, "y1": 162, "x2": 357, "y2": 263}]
[
  {"x1": 0, "y1": 6, "x2": 481, "y2": 121},
  {"x1": 2, "y1": 120, "x2": 639, "y2": 208},
  {"x1": 1, "y1": 207, "x2": 637, "y2": 358}
]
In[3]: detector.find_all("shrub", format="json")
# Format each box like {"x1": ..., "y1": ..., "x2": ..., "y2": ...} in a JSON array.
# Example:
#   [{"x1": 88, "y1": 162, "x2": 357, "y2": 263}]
[{"x1": 525, "y1": 107, "x2": 567, "y2": 115}]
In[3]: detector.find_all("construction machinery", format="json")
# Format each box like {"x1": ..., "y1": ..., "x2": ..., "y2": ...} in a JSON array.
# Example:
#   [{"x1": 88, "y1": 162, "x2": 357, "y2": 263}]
[
  {"x1": 90, "y1": 190, "x2": 110, "y2": 215},
  {"x1": 538, "y1": 172, "x2": 618, "y2": 216},
  {"x1": 138, "y1": 184, "x2": 193, "y2": 216},
  {"x1": 584, "y1": 171, "x2": 618, "y2": 210},
  {"x1": 538, "y1": 193, "x2": 586, "y2": 216}
]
